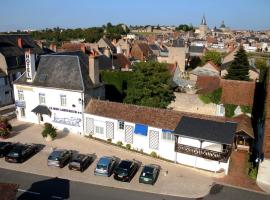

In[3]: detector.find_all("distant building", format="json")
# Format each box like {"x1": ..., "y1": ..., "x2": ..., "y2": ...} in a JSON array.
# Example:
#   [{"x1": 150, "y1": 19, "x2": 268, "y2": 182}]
[{"x1": 0, "y1": 34, "x2": 44, "y2": 106}]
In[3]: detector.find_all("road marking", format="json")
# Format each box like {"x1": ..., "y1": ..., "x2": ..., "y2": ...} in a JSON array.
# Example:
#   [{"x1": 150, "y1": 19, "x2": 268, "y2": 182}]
[
  {"x1": 18, "y1": 188, "x2": 40, "y2": 195},
  {"x1": 51, "y1": 195, "x2": 63, "y2": 199}
]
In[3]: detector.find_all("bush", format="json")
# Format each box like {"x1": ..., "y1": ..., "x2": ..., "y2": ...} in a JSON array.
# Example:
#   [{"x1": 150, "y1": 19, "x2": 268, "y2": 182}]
[
  {"x1": 0, "y1": 117, "x2": 12, "y2": 138},
  {"x1": 107, "y1": 138, "x2": 112, "y2": 143},
  {"x1": 241, "y1": 105, "x2": 252, "y2": 114},
  {"x1": 199, "y1": 88, "x2": 222, "y2": 104},
  {"x1": 150, "y1": 151, "x2": 157, "y2": 158},
  {"x1": 224, "y1": 104, "x2": 237, "y2": 117},
  {"x1": 41, "y1": 123, "x2": 57, "y2": 139},
  {"x1": 116, "y1": 141, "x2": 123, "y2": 146},
  {"x1": 125, "y1": 144, "x2": 131, "y2": 150}
]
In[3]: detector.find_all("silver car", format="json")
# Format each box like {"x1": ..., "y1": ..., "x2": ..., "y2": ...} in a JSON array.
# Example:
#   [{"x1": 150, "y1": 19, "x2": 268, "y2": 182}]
[
  {"x1": 47, "y1": 149, "x2": 72, "y2": 168},
  {"x1": 94, "y1": 156, "x2": 117, "y2": 177}
]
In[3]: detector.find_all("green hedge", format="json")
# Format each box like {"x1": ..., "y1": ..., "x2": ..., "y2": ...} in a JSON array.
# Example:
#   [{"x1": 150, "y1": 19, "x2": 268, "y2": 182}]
[
  {"x1": 240, "y1": 105, "x2": 252, "y2": 114},
  {"x1": 199, "y1": 88, "x2": 222, "y2": 104},
  {"x1": 224, "y1": 104, "x2": 237, "y2": 117}
]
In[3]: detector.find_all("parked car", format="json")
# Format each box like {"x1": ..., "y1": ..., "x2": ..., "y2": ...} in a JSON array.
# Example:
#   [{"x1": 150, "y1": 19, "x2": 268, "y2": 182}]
[
  {"x1": 68, "y1": 154, "x2": 94, "y2": 172},
  {"x1": 139, "y1": 164, "x2": 160, "y2": 185},
  {"x1": 113, "y1": 159, "x2": 139, "y2": 182},
  {"x1": 94, "y1": 156, "x2": 118, "y2": 177},
  {"x1": 5, "y1": 143, "x2": 38, "y2": 163},
  {"x1": 0, "y1": 142, "x2": 13, "y2": 158},
  {"x1": 47, "y1": 149, "x2": 72, "y2": 168}
]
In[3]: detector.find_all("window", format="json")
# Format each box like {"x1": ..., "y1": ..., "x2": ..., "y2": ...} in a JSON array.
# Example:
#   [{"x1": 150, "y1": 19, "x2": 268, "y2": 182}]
[
  {"x1": 60, "y1": 95, "x2": 67, "y2": 106},
  {"x1": 39, "y1": 93, "x2": 46, "y2": 105},
  {"x1": 95, "y1": 126, "x2": 104, "y2": 134},
  {"x1": 20, "y1": 108, "x2": 25, "y2": 117},
  {"x1": 118, "y1": 120, "x2": 124, "y2": 130},
  {"x1": 162, "y1": 132, "x2": 174, "y2": 141},
  {"x1": 18, "y1": 90, "x2": 24, "y2": 101}
]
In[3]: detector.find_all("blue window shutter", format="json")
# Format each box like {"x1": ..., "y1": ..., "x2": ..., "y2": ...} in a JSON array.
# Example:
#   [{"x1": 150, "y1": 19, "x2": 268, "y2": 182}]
[{"x1": 134, "y1": 124, "x2": 148, "y2": 136}]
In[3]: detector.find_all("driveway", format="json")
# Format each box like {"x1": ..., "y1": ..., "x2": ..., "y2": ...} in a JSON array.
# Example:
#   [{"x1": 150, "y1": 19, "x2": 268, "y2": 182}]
[{"x1": 0, "y1": 119, "x2": 215, "y2": 198}]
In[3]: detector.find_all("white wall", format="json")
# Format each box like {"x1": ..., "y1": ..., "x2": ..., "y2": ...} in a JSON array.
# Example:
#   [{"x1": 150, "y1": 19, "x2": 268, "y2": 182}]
[
  {"x1": 14, "y1": 84, "x2": 84, "y2": 134},
  {"x1": 84, "y1": 113, "x2": 230, "y2": 173}
]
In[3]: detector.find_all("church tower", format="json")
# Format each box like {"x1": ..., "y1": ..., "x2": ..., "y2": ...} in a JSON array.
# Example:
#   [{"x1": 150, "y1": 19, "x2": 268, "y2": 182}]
[{"x1": 199, "y1": 15, "x2": 208, "y2": 38}]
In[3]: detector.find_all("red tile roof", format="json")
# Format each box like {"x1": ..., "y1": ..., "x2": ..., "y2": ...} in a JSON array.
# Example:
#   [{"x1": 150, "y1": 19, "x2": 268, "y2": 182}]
[
  {"x1": 196, "y1": 76, "x2": 221, "y2": 94},
  {"x1": 233, "y1": 114, "x2": 254, "y2": 138},
  {"x1": 85, "y1": 99, "x2": 235, "y2": 131},
  {"x1": 220, "y1": 79, "x2": 255, "y2": 106},
  {"x1": 0, "y1": 183, "x2": 18, "y2": 200}
]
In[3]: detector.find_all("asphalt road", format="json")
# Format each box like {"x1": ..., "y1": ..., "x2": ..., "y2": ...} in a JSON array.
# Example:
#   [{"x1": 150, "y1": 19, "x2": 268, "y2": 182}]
[{"x1": 0, "y1": 168, "x2": 269, "y2": 200}]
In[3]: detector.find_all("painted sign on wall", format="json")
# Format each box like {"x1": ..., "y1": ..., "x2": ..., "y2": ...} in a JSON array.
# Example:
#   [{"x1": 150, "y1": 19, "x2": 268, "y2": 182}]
[{"x1": 53, "y1": 114, "x2": 81, "y2": 127}]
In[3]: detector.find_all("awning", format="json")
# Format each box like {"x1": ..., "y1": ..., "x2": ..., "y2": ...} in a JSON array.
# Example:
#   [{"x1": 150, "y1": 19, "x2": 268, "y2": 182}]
[
  {"x1": 134, "y1": 124, "x2": 148, "y2": 136},
  {"x1": 162, "y1": 129, "x2": 174, "y2": 133},
  {"x1": 32, "y1": 105, "x2": 52, "y2": 116}
]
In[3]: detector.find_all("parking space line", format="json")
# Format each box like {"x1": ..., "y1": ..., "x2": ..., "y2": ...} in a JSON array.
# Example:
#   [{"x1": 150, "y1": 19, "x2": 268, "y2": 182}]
[{"x1": 18, "y1": 188, "x2": 40, "y2": 195}]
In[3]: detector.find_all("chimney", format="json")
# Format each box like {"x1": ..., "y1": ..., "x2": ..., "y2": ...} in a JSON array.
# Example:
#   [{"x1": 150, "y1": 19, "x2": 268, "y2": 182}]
[
  {"x1": 25, "y1": 49, "x2": 36, "y2": 83},
  {"x1": 17, "y1": 37, "x2": 23, "y2": 48},
  {"x1": 104, "y1": 47, "x2": 111, "y2": 58},
  {"x1": 89, "y1": 55, "x2": 100, "y2": 85},
  {"x1": 80, "y1": 43, "x2": 86, "y2": 53},
  {"x1": 49, "y1": 43, "x2": 57, "y2": 52}
]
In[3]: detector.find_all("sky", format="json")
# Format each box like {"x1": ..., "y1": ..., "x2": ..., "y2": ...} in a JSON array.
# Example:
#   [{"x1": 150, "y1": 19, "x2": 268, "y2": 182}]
[{"x1": 1, "y1": 0, "x2": 270, "y2": 32}]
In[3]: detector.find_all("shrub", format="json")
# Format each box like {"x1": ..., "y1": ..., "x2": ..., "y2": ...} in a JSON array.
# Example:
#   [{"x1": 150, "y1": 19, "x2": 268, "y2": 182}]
[
  {"x1": 107, "y1": 138, "x2": 112, "y2": 143},
  {"x1": 0, "y1": 117, "x2": 12, "y2": 138},
  {"x1": 150, "y1": 151, "x2": 157, "y2": 158},
  {"x1": 224, "y1": 104, "x2": 237, "y2": 117},
  {"x1": 116, "y1": 141, "x2": 123, "y2": 146},
  {"x1": 41, "y1": 123, "x2": 57, "y2": 139},
  {"x1": 241, "y1": 105, "x2": 252, "y2": 114},
  {"x1": 126, "y1": 144, "x2": 131, "y2": 150},
  {"x1": 199, "y1": 88, "x2": 222, "y2": 104}
]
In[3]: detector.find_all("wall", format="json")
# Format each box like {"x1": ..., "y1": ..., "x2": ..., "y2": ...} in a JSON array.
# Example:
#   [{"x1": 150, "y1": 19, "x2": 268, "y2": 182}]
[
  {"x1": 14, "y1": 84, "x2": 84, "y2": 134},
  {"x1": 84, "y1": 113, "x2": 230, "y2": 173}
]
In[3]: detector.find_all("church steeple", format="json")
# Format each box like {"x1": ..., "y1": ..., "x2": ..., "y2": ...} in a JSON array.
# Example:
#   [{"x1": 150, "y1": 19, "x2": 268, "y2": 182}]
[
  {"x1": 201, "y1": 15, "x2": 207, "y2": 25},
  {"x1": 220, "y1": 20, "x2": 226, "y2": 28}
]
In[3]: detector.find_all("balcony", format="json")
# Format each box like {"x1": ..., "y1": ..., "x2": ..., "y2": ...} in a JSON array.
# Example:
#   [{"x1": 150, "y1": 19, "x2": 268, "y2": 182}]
[{"x1": 175, "y1": 143, "x2": 231, "y2": 162}]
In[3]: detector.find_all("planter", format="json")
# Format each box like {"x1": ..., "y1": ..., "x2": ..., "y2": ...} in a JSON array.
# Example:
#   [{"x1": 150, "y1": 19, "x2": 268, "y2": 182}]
[{"x1": 45, "y1": 135, "x2": 53, "y2": 142}]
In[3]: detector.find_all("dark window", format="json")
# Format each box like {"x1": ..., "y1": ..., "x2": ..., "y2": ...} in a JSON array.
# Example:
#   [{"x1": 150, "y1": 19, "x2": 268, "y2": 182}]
[{"x1": 5, "y1": 91, "x2": 9, "y2": 95}]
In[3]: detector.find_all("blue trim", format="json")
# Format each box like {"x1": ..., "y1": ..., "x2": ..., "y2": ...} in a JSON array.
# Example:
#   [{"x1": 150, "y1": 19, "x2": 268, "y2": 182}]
[
  {"x1": 162, "y1": 129, "x2": 174, "y2": 133},
  {"x1": 134, "y1": 124, "x2": 148, "y2": 136}
]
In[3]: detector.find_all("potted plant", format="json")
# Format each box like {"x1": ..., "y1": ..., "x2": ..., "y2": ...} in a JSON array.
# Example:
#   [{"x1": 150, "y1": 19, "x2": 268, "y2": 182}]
[
  {"x1": 41, "y1": 123, "x2": 57, "y2": 141},
  {"x1": 0, "y1": 117, "x2": 12, "y2": 139}
]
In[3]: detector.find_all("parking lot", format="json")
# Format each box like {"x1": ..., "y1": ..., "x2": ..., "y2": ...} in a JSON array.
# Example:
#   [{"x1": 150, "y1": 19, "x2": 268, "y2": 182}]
[{"x1": 0, "y1": 119, "x2": 215, "y2": 198}]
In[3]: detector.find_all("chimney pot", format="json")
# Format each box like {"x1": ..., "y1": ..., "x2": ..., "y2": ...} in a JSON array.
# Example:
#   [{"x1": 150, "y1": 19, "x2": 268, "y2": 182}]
[{"x1": 17, "y1": 37, "x2": 23, "y2": 48}]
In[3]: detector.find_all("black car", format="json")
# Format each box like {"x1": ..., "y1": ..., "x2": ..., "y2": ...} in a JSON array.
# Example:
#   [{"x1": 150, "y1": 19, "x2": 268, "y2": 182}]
[
  {"x1": 0, "y1": 142, "x2": 13, "y2": 157},
  {"x1": 68, "y1": 154, "x2": 94, "y2": 172},
  {"x1": 113, "y1": 160, "x2": 139, "y2": 182},
  {"x1": 47, "y1": 149, "x2": 72, "y2": 168},
  {"x1": 5, "y1": 143, "x2": 38, "y2": 163},
  {"x1": 139, "y1": 164, "x2": 160, "y2": 185}
]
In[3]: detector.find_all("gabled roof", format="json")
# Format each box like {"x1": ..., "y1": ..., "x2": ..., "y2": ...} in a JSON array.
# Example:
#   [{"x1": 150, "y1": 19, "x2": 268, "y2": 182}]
[
  {"x1": 196, "y1": 76, "x2": 221, "y2": 94},
  {"x1": 14, "y1": 51, "x2": 94, "y2": 91},
  {"x1": 0, "y1": 34, "x2": 43, "y2": 57},
  {"x1": 189, "y1": 46, "x2": 205, "y2": 54},
  {"x1": 85, "y1": 99, "x2": 235, "y2": 131},
  {"x1": 220, "y1": 79, "x2": 255, "y2": 106},
  {"x1": 174, "y1": 116, "x2": 236, "y2": 145},
  {"x1": 113, "y1": 53, "x2": 131, "y2": 69},
  {"x1": 233, "y1": 114, "x2": 254, "y2": 138}
]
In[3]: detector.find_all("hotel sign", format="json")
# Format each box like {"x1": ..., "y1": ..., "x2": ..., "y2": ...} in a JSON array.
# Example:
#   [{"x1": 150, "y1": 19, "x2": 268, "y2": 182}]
[
  {"x1": 15, "y1": 100, "x2": 26, "y2": 108},
  {"x1": 25, "y1": 51, "x2": 35, "y2": 82}
]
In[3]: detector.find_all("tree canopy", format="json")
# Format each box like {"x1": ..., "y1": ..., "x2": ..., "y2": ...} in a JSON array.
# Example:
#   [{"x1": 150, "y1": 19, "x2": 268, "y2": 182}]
[
  {"x1": 225, "y1": 46, "x2": 250, "y2": 81},
  {"x1": 201, "y1": 50, "x2": 222, "y2": 66},
  {"x1": 124, "y1": 61, "x2": 175, "y2": 108},
  {"x1": 176, "y1": 24, "x2": 194, "y2": 32}
]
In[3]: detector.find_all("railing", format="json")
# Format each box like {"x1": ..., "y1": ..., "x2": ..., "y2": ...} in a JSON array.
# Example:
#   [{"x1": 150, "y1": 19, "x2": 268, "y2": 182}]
[{"x1": 175, "y1": 143, "x2": 231, "y2": 162}]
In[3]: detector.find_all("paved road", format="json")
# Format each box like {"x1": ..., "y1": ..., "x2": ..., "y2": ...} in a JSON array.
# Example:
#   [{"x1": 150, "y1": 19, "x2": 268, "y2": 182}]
[{"x1": 0, "y1": 168, "x2": 269, "y2": 200}]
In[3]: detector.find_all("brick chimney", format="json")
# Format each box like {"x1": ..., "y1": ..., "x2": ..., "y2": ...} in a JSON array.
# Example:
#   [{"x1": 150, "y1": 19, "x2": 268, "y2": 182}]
[
  {"x1": 80, "y1": 43, "x2": 86, "y2": 53},
  {"x1": 25, "y1": 49, "x2": 36, "y2": 83},
  {"x1": 17, "y1": 37, "x2": 23, "y2": 48},
  {"x1": 89, "y1": 55, "x2": 100, "y2": 85}
]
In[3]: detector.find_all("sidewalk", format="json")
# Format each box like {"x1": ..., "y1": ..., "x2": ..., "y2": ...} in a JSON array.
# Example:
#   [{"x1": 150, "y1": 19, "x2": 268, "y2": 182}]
[
  {"x1": 0, "y1": 119, "x2": 215, "y2": 198},
  {"x1": 215, "y1": 151, "x2": 263, "y2": 192}
]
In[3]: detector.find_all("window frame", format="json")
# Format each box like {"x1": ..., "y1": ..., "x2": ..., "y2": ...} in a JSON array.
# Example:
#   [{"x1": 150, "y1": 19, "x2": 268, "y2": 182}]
[
  {"x1": 95, "y1": 126, "x2": 104, "y2": 135},
  {"x1": 118, "y1": 120, "x2": 125, "y2": 130},
  {"x1": 162, "y1": 131, "x2": 174, "y2": 141},
  {"x1": 39, "y1": 93, "x2": 46, "y2": 105},
  {"x1": 60, "y1": 95, "x2": 67, "y2": 107},
  {"x1": 18, "y1": 90, "x2": 24, "y2": 101}
]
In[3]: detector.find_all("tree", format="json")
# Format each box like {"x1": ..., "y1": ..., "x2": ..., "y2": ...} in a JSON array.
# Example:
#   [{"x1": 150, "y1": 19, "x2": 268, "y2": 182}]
[
  {"x1": 124, "y1": 62, "x2": 175, "y2": 108},
  {"x1": 201, "y1": 51, "x2": 222, "y2": 66},
  {"x1": 176, "y1": 24, "x2": 194, "y2": 32},
  {"x1": 225, "y1": 46, "x2": 250, "y2": 81},
  {"x1": 255, "y1": 58, "x2": 268, "y2": 83}
]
